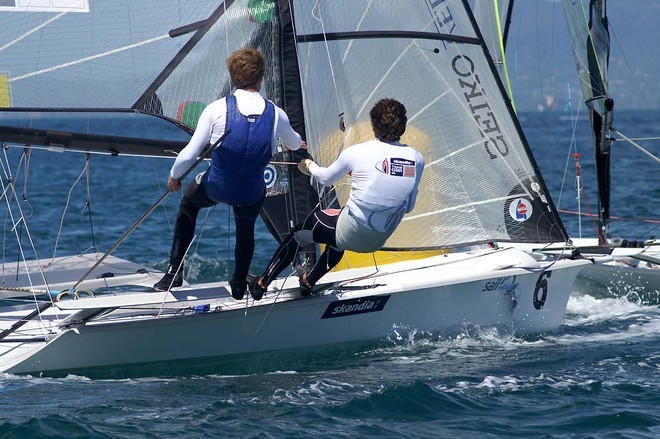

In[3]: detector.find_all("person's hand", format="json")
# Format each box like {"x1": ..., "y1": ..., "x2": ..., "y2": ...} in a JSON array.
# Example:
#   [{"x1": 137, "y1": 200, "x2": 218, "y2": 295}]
[
  {"x1": 167, "y1": 176, "x2": 182, "y2": 192},
  {"x1": 298, "y1": 159, "x2": 313, "y2": 175},
  {"x1": 283, "y1": 140, "x2": 307, "y2": 152}
]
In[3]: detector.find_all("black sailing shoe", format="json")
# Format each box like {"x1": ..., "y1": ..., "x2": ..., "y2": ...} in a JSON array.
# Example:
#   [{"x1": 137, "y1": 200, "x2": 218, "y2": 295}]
[
  {"x1": 248, "y1": 274, "x2": 267, "y2": 301},
  {"x1": 298, "y1": 272, "x2": 314, "y2": 297},
  {"x1": 153, "y1": 268, "x2": 183, "y2": 291},
  {"x1": 229, "y1": 277, "x2": 247, "y2": 300}
]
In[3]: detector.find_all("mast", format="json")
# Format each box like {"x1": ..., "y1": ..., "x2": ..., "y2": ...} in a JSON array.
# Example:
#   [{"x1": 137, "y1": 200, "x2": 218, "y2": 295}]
[
  {"x1": 259, "y1": 1, "x2": 318, "y2": 247},
  {"x1": 587, "y1": 0, "x2": 612, "y2": 243},
  {"x1": 562, "y1": 0, "x2": 612, "y2": 243}
]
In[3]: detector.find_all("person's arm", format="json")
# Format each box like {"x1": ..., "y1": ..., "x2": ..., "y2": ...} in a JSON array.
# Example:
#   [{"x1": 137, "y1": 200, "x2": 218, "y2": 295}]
[
  {"x1": 167, "y1": 103, "x2": 220, "y2": 191},
  {"x1": 405, "y1": 152, "x2": 425, "y2": 213},
  {"x1": 307, "y1": 149, "x2": 353, "y2": 186},
  {"x1": 274, "y1": 106, "x2": 304, "y2": 150}
]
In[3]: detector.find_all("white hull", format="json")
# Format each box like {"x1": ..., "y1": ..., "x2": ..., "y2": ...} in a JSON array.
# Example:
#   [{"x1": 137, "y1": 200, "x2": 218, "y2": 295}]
[
  {"x1": 571, "y1": 239, "x2": 660, "y2": 301},
  {"x1": 0, "y1": 248, "x2": 592, "y2": 377},
  {"x1": 506, "y1": 239, "x2": 660, "y2": 301},
  {"x1": 574, "y1": 263, "x2": 660, "y2": 302}
]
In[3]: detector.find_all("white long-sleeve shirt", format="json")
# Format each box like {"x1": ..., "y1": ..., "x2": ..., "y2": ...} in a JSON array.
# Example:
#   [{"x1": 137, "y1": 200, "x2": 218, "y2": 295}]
[
  {"x1": 171, "y1": 89, "x2": 303, "y2": 179},
  {"x1": 308, "y1": 139, "x2": 424, "y2": 233}
]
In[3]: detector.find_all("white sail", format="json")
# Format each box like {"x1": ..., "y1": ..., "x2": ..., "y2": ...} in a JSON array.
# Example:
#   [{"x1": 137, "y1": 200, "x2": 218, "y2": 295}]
[
  {"x1": 293, "y1": 0, "x2": 565, "y2": 249},
  {"x1": 0, "y1": 0, "x2": 568, "y2": 248}
]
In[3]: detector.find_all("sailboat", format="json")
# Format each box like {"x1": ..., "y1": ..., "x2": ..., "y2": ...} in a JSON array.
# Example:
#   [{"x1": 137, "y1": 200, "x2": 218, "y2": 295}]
[
  {"x1": 559, "y1": 0, "x2": 659, "y2": 297},
  {"x1": 0, "y1": 0, "x2": 600, "y2": 377},
  {"x1": 476, "y1": 0, "x2": 659, "y2": 299}
]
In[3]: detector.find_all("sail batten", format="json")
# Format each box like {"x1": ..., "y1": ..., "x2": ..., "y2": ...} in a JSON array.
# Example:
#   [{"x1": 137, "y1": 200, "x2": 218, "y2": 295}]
[{"x1": 297, "y1": 30, "x2": 481, "y2": 45}]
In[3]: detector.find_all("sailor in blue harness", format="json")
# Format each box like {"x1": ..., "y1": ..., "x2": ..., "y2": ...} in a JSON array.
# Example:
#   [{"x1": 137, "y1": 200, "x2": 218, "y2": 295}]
[{"x1": 153, "y1": 47, "x2": 306, "y2": 299}]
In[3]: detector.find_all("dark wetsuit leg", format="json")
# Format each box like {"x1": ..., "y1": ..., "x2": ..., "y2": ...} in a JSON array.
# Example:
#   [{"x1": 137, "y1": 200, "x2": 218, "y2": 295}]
[
  {"x1": 260, "y1": 209, "x2": 344, "y2": 287},
  {"x1": 168, "y1": 177, "x2": 216, "y2": 270},
  {"x1": 232, "y1": 194, "x2": 264, "y2": 283}
]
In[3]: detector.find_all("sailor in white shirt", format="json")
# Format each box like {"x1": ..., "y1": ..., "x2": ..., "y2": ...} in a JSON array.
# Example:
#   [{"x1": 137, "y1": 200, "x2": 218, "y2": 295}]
[{"x1": 250, "y1": 98, "x2": 424, "y2": 298}]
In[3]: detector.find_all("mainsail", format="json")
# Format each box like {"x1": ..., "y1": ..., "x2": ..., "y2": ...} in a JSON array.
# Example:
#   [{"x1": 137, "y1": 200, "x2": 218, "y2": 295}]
[
  {"x1": 292, "y1": 0, "x2": 567, "y2": 249},
  {"x1": 562, "y1": 0, "x2": 612, "y2": 243},
  {"x1": 0, "y1": 0, "x2": 569, "y2": 259}
]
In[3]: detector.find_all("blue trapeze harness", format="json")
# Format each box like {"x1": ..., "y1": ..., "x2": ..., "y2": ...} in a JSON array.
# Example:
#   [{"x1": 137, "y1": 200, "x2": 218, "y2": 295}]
[{"x1": 203, "y1": 95, "x2": 275, "y2": 206}]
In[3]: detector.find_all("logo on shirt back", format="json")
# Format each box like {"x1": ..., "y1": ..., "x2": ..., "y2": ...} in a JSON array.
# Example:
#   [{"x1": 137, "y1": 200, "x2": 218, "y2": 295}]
[{"x1": 377, "y1": 158, "x2": 415, "y2": 177}]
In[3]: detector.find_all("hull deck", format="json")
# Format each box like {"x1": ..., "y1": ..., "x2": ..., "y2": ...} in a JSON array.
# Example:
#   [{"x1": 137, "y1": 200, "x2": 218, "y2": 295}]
[{"x1": 0, "y1": 248, "x2": 594, "y2": 377}]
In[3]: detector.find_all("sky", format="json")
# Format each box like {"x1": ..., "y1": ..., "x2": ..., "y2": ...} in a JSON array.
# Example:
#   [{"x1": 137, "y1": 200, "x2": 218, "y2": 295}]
[{"x1": 503, "y1": 0, "x2": 660, "y2": 112}]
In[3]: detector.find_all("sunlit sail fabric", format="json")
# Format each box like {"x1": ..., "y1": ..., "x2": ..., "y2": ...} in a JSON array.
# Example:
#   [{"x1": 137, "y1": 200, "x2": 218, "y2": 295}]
[{"x1": 291, "y1": 0, "x2": 566, "y2": 249}]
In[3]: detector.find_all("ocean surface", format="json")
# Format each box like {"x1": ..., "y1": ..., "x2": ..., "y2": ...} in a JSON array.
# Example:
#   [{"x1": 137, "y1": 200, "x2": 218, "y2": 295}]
[{"x1": 0, "y1": 110, "x2": 658, "y2": 438}]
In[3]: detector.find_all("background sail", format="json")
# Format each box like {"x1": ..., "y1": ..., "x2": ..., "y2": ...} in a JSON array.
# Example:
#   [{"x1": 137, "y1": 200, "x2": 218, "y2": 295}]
[
  {"x1": 291, "y1": 0, "x2": 566, "y2": 249},
  {"x1": 562, "y1": 0, "x2": 612, "y2": 241},
  {"x1": 0, "y1": 0, "x2": 316, "y2": 242}
]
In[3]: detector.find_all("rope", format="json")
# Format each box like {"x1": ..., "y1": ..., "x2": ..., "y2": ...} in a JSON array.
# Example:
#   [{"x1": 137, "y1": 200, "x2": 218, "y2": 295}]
[
  {"x1": 84, "y1": 152, "x2": 97, "y2": 252},
  {"x1": 52, "y1": 157, "x2": 88, "y2": 260},
  {"x1": 557, "y1": 209, "x2": 660, "y2": 225},
  {"x1": 70, "y1": 130, "x2": 230, "y2": 293},
  {"x1": 0, "y1": 285, "x2": 49, "y2": 294},
  {"x1": 571, "y1": 153, "x2": 604, "y2": 243},
  {"x1": 613, "y1": 128, "x2": 660, "y2": 164}
]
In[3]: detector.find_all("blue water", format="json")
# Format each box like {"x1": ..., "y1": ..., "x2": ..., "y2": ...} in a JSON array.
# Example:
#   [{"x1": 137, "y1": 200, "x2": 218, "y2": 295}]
[{"x1": 0, "y1": 111, "x2": 658, "y2": 438}]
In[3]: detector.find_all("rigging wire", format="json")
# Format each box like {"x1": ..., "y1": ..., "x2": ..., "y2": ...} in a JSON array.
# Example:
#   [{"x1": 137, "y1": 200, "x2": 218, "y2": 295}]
[
  {"x1": 52, "y1": 157, "x2": 89, "y2": 261},
  {"x1": 152, "y1": 156, "x2": 174, "y2": 234},
  {"x1": 310, "y1": 1, "x2": 344, "y2": 123},
  {"x1": 70, "y1": 131, "x2": 231, "y2": 292},
  {"x1": 83, "y1": 153, "x2": 97, "y2": 253},
  {"x1": 558, "y1": 84, "x2": 589, "y2": 239},
  {"x1": 20, "y1": 147, "x2": 33, "y2": 218},
  {"x1": 0, "y1": 145, "x2": 55, "y2": 335},
  {"x1": 612, "y1": 128, "x2": 660, "y2": 165},
  {"x1": 157, "y1": 235, "x2": 197, "y2": 318},
  {"x1": 607, "y1": 16, "x2": 653, "y2": 110},
  {"x1": 188, "y1": 203, "x2": 218, "y2": 281}
]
